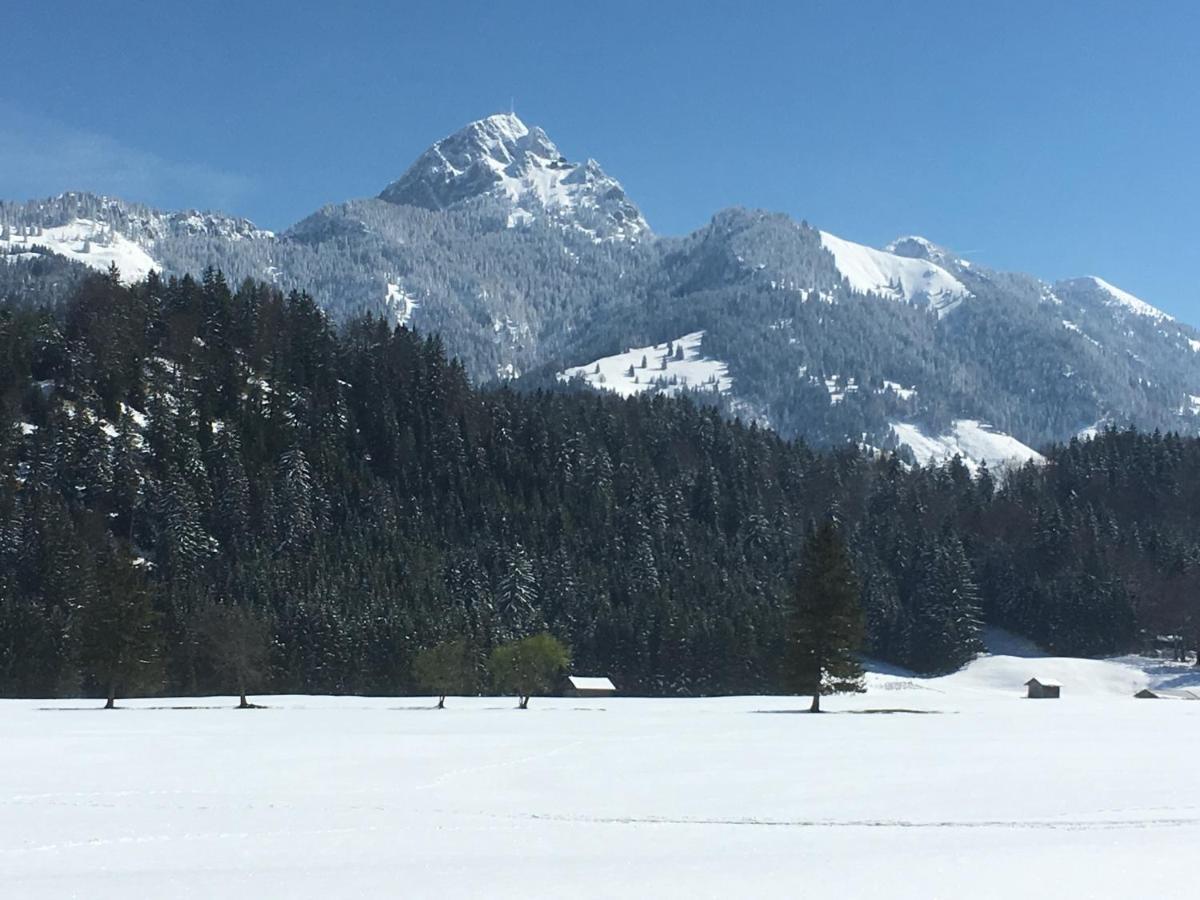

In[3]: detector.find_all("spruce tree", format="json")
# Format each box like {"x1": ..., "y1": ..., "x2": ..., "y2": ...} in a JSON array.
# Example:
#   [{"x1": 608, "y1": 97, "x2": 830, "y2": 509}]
[
  {"x1": 785, "y1": 520, "x2": 864, "y2": 712},
  {"x1": 77, "y1": 547, "x2": 162, "y2": 708}
]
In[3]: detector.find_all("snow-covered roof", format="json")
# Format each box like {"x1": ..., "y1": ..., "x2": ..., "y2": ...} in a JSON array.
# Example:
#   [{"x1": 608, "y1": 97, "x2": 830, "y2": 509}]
[
  {"x1": 568, "y1": 676, "x2": 615, "y2": 691},
  {"x1": 1025, "y1": 678, "x2": 1061, "y2": 687}
]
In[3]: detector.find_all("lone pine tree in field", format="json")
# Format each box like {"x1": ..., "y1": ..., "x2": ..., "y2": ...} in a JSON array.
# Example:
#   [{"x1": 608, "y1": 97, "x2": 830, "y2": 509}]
[
  {"x1": 78, "y1": 549, "x2": 162, "y2": 709},
  {"x1": 786, "y1": 520, "x2": 864, "y2": 712}
]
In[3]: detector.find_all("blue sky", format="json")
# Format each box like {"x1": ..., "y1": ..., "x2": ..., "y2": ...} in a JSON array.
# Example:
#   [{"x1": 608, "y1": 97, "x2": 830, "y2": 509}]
[{"x1": 5, "y1": 1, "x2": 1198, "y2": 319}]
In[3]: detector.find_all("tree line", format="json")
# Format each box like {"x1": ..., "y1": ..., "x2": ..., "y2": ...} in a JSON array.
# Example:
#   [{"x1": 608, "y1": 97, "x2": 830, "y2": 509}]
[{"x1": 0, "y1": 270, "x2": 1197, "y2": 702}]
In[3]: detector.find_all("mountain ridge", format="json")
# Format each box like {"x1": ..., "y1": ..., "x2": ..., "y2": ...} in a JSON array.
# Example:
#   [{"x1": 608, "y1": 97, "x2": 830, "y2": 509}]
[{"x1": 2, "y1": 114, "x2": 1198, "y2": 464}]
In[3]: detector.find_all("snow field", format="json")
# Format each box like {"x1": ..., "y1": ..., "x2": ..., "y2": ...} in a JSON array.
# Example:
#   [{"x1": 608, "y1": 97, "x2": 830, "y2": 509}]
[
  {"x1": 558, "y1": 331, "x2": 731, "y2": 398},
  {"x1": 819, "y1": 230, "x2": 969, "y2": 312},
  {"x1": 1, "y1": 652, "x2": 1198, "y2": 898},
  {"x1": 891, "y1": 419, "x2": 1043, "y2": 471},
  {"x1": 0, "y1": 218, "x2": 160, "y2": 282}
]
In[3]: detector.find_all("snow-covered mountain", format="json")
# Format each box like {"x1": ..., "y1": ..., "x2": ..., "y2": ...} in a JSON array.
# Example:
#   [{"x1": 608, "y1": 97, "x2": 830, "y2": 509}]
[
  {"x1": 3, "y1": 113, "x2": 1200, "y2": 465},
  {"x1": 379, "y1": 113, "x2": 648, "y2": 241}
]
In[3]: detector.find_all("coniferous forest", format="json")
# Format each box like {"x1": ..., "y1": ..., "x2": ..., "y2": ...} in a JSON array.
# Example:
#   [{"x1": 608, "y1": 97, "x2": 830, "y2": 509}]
[{"x1": 1, "y1": 269, "x2": 1198, "y2": 700}]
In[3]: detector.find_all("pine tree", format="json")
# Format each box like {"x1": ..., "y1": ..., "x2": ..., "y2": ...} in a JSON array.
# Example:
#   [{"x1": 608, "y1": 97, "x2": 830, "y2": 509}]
[
  {"x1": 77, "y1": 547, "x2": 162, "y2": 708},
  {"x1": 496, "y1": 542, "x2": 538, "y2": 640},
  {"x1": 785, "y1": 520, "x2": 864, "y2": 711}
]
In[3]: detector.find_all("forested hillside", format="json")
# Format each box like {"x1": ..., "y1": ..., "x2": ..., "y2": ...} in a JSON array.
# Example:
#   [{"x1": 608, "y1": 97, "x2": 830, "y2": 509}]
[{"x1": 1, "y1": 271, "x2": 1197, "y2": 699}]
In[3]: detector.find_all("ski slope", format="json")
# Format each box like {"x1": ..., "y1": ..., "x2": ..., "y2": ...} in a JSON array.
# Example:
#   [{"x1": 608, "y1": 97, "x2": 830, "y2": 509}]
[{"x1": 2, "y1": 650, "x2": 1198, "y2": 898}]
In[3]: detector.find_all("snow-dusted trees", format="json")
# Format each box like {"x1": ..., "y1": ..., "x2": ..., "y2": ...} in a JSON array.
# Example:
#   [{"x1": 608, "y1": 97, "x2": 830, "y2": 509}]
[
  {"x1": 0, "y1": 270, "x2": 1183, "y2": 702},
  {"x1": 903, "y1": 536, "x2": 984, "y2": 674},
  {"x1": 495, "y1": 542, "x2": 538, "y2": 640},
  {"x1": 275, "y1": 446, "x2": 315, "y2": 551}
]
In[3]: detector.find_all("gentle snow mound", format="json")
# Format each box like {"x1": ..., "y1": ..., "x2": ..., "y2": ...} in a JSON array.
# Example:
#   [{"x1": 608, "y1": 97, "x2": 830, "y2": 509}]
[{"x1": 820, "y1": 230, "x2": 968, "y2": 314}]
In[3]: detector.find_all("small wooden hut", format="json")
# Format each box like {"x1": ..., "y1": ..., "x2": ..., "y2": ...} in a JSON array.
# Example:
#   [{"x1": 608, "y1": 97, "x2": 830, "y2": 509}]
[{"x1": 1025, "y1": 678, "x2": 1061, "y2": 699}]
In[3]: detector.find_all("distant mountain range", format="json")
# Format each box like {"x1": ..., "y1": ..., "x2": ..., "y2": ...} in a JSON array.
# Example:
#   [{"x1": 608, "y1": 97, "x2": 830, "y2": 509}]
[{"x1": 3, "y1": 113, "x2": 1199, "y2": 465}]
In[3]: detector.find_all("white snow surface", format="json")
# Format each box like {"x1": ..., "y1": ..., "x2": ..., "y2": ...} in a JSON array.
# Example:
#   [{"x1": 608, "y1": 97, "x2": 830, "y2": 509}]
[
  {"x1": 1090, "y1": 276, "x2": 1172, "y2": 321},
  {"x1": 881, "y1": 380, "x2": 917, "y2": 400},
  {"x1": 820, "y1": 230, "x2": 969, "y2": 314},
  {"x1": 1062, "y1": 319, "x2": 1102, "y2": 348},
  {"x1": 3, "y1": 649, "x2": 1199, "y2": 899},
  {"x1": 558, "y1": 331, "x2": 731, "y2": 398},
  {"x1": 0, "y1": 218, "x2": 160, "y2": 282},
  {"x1": 385, "y1": 282, "x2": 419, "y2": 326},
  {"x1": 891, "y1": 419, "x2": 1043, "y2": 471}
]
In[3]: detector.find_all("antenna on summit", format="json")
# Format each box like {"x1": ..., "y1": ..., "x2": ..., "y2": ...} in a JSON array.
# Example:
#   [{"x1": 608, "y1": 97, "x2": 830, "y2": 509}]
[{"x1": 509, "y1": 96, "x2": 515, "y2": 116}]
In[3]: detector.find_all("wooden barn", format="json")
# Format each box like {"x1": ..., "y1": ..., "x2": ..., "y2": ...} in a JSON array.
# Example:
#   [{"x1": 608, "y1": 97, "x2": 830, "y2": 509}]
[
  {"x1": 1134, "y1": 688, "x2": 1160, "y2": 699},
  {"x1": 566, "y1": 675, "x2": 616, "y2": 698},
  {"x1": 1025, "y1": 678, "x2": 1061, "y2": 699}
]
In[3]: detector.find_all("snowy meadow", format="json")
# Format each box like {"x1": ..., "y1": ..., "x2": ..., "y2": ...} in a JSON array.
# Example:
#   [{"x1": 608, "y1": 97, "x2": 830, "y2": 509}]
[{"x1": 2, "y1": 652, "x2": 1198, "y2": 899}]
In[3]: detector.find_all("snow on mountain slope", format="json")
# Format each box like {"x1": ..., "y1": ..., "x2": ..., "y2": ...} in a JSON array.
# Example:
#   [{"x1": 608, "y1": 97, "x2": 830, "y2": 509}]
[
  {"x1": 1089, "y1": 275, "x2": 1172, "y2": 321},
  {"x1": 1055, "y1": 275, "x2": 1172, "y2": 322},
  {"x1": 820, "y1": 230, "x2": 968, "y2": 314},
  {"x1": 380, "y1": 114, "x2": 648, "y2": 240},
  {"x1": 0, "y1": 218, "x2": 160, "y2": 282},
  {"x1": 890, "y1": 419, "x2": 1042, "y2": 471},
  {"x1": 558, "y1": 332, "x2": 731, "y2": 398},
  {"x1": 385, "y1": 282, "x2": 419, "y2": 326}
]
